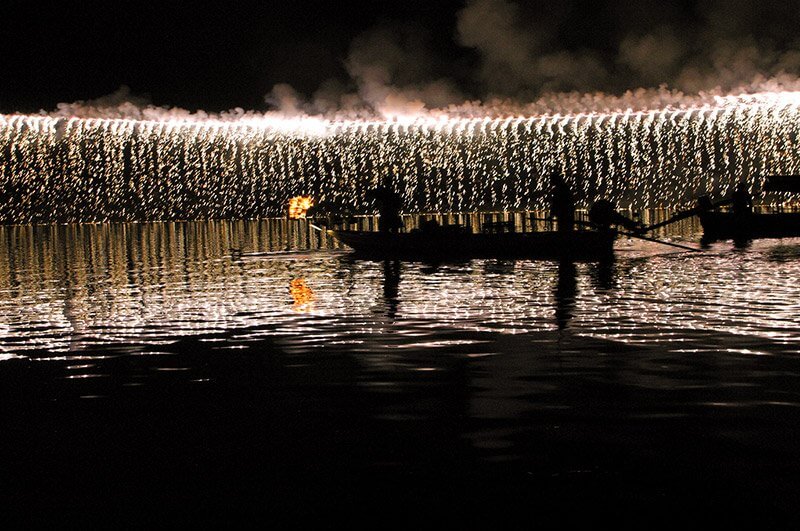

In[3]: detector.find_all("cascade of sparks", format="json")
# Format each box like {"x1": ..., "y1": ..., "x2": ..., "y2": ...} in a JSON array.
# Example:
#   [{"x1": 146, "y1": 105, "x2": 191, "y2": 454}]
[{"x1": 1, "y1": 91, "x2": 799, "y2": 223}]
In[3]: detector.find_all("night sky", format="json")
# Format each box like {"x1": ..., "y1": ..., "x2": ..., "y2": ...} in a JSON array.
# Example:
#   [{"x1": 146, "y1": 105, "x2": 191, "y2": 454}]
[{"x1": 2, "y1": 0, "x2": 800, "y2": 114}]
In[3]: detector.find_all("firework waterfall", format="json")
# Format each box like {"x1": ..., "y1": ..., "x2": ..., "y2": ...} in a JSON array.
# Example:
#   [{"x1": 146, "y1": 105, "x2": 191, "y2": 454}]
[{"x1": 1, "y1": 91, "x2": 799, "y2": 224}]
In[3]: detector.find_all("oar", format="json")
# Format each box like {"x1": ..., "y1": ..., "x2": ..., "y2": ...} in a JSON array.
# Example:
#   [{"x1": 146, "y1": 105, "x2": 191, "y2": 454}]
[
  {"x1": 637, "y1": 196, "x2": 733, "y2": 233},
  {"x1": 529, "y1": 216, "x2": 564, "y2": 225},
  {"x1": 637, "y1": 208, "x2": 700, "y2": 233},
  {"x1": 616, "y1": 229, "x2": 701, "y2": 252},
  {"x1": 529, "y1": 216, "x2": 701, "y2": 252}
]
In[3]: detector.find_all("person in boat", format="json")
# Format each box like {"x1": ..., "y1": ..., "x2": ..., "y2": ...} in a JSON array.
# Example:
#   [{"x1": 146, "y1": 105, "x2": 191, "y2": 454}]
[
  {"x1": 588, "y1": 199, "x2": 646, "y2": 232},
  {"x1": 731, "y1": 182, "x2": 753, "y2": 216},
  {"x1": 550, "y1": 173, "x2": 575, "y2": 232},
  {"x1": 367, "y1": 185, "x2": 404, "y2": 233},
  {"x1": 419, "y1": 218, "x2": 440, "y2": 232}
]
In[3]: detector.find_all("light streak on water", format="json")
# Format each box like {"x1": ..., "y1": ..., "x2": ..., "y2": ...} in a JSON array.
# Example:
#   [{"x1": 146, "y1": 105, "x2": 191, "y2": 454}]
[{"x1": 1, "y1": 91, "x2": 800, "y2": 223}]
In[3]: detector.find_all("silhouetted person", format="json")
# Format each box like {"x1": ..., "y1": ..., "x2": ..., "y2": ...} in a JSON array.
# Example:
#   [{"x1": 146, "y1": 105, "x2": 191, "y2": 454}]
[
  {"x1": 550, "y1": 173, "x2": 575, "y2": 232},
  {"x1": 732, "y1": 182, "x2": 753, "y2": 216},
  {"x1": 730, "y1": 182, "x2": 754, "y2": 246},
  {"x1": 368, "y1": 186, "x2": 403, "y2": 233},
  {"x1": 419, "y1": 218, "x2": 440, "y2": 232},
  {"x1": 588, "y1": 199, "x2": 645, "y2": 232}
]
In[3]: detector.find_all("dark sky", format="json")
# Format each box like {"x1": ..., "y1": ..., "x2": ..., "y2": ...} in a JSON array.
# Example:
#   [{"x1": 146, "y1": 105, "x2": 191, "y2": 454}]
[
  {"x1": 2, "y1": 0, "x2": 799, "y2": 114},
  {"x1": 1, "y1": 0, "x2": 468, "y2": 113}
]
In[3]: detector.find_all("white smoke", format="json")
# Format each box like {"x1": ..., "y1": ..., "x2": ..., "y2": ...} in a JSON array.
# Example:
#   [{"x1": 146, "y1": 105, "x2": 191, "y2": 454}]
[
  {"x1": 456, "y1": 0, "x2": 800, "y2": 98},
  {"x1": 43, "y1": 0, "x2": 800, "y2": 121}
]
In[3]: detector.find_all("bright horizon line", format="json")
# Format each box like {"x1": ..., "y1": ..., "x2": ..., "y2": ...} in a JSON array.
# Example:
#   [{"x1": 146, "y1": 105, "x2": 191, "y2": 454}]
[{"x1": 2, "y1": 90, "x2": 800, "y2": 137}]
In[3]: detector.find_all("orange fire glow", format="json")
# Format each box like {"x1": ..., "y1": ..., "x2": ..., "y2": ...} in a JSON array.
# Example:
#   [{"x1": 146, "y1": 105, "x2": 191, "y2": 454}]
[
  {"x1": 289, "y1": 278, "x2": 315, "y2": 312},
  {"x1": 288, "y1": 195, "x2": 314, "y2": 219}
]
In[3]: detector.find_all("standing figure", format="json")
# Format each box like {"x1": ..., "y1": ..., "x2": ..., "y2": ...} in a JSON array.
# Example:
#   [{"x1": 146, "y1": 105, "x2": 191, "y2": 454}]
[
  {"x1": 550, "y1": 173, "x2": 575, "y2": 232},
  {"x1": 731, "y1": 182, "x2": 753, "y2": 216},
  {"x1": 368, "y1": 185, "x2": 403, "y2": 233}
]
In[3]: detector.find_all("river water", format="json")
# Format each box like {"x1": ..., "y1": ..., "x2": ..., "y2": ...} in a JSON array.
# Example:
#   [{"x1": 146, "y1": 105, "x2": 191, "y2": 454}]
[{"x1": 2, "y1": 218, "x2": 800, "y2": 525}]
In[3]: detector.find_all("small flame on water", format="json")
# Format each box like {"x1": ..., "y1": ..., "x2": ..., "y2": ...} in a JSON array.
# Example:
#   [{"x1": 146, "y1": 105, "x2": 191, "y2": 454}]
[{"x1": 288, "y1": 195, "x2": 314, "y2": 219}]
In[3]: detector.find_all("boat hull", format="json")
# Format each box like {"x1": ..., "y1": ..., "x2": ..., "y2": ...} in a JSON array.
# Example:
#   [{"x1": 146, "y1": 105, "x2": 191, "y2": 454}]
[
  {"x1": 700, "y1": 212, "x2": 800, "y2": 242},
  {"x1": 330, "y1": 229, "x2": 616, "y2": 260}
]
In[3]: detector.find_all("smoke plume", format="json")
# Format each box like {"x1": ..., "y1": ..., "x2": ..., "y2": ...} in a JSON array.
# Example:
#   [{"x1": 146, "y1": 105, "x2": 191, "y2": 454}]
[{"x1": 43, "y1": 0, "x2": 800, "y2": 119}]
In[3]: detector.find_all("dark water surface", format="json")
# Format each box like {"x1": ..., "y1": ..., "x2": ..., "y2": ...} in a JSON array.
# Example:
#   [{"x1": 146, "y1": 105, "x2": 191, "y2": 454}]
[{"x1": 2, "y1": 219, "x2": 800, "y2": 525}]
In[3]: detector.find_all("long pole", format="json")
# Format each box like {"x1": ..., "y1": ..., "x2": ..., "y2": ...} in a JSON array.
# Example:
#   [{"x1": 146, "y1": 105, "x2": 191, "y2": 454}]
[
  {"x1": 638, "y1": 197, "x2": 733, "y2": 233},
  {"x1": 616, "y1": 229, "x2": 701, "y2": 252},
  {"x1": 529, "y1": 216, "x2": 701, "y2": 252}
]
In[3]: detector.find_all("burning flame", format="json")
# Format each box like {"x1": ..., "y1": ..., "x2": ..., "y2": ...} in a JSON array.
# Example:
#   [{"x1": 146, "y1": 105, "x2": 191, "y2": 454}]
[{"x1": 288, "y1": 195, "x2": 314, "y2": 219}]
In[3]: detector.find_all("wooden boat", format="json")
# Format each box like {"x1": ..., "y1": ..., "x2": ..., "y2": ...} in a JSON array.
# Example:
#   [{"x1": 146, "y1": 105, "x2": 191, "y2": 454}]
[
  {"x1": 699, "y1": 211, "x2": 800, "y2": 242},
  {"x1": 699, "y1": 175, "x2": 800, "y2": 242},
  {"x1": 329, "y1": 226, "x2": 616, "y2": 260}
]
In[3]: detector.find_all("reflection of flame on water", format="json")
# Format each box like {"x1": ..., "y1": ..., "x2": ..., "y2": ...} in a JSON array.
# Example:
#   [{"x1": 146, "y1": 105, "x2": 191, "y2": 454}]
[
  {"x1": 288, "y1": 195, "x2": 314, "y2": 219},
  {"x1": 289, "y1": 278, "x2": 315, "y2": 312}
]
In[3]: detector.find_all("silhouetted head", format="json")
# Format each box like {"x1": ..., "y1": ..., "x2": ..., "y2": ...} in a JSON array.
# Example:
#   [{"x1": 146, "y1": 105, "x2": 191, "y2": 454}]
[
  {"x1": 696, "y1": 195, "x2": 713, "y2": 211},
  {"x1": 736, "y1": 181, "x2": 749, "y2": 193},
  {"x1": 588, "y1": 199, "x2": 615, "y2": 228},
  {"x1": 366, "y1": 186, "x2": 386, "y2": 200}
]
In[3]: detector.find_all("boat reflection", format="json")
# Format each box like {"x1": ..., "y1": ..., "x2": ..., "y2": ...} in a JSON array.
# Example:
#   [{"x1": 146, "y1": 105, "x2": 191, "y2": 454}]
[
  {"x1": 554, "y1": 260, "x2": 577, "y2": 331},
  {"x1": 766, "y1": 243, "x2": 800, "y2": 262},
  {"x1": 589, "y1": 258, "x2": 617, "y2": 291},
  {"x1": 382, "y1": 260, "x2": 401, "y2": 320},
  {"x1": 482, "y1": 260, "x2": 516, "y2": 276}
]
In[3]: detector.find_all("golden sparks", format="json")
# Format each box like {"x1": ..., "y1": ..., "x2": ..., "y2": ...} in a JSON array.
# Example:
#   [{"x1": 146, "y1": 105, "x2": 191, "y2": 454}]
[{"x1": 1, "y1": 91, "x2": 799, "y2": 223}]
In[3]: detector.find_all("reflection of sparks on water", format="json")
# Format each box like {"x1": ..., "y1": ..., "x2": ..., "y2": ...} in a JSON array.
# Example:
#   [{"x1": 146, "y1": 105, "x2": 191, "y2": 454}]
[
  {"x1": 2, "y1": 221, "x2": 800, "y2": 358},
  {"x1": 289, "y1": 278, "x2": 315, "y2": 312},
  {"x1": 288, "y1": 195, "x2": 313, "y2": 219}
]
